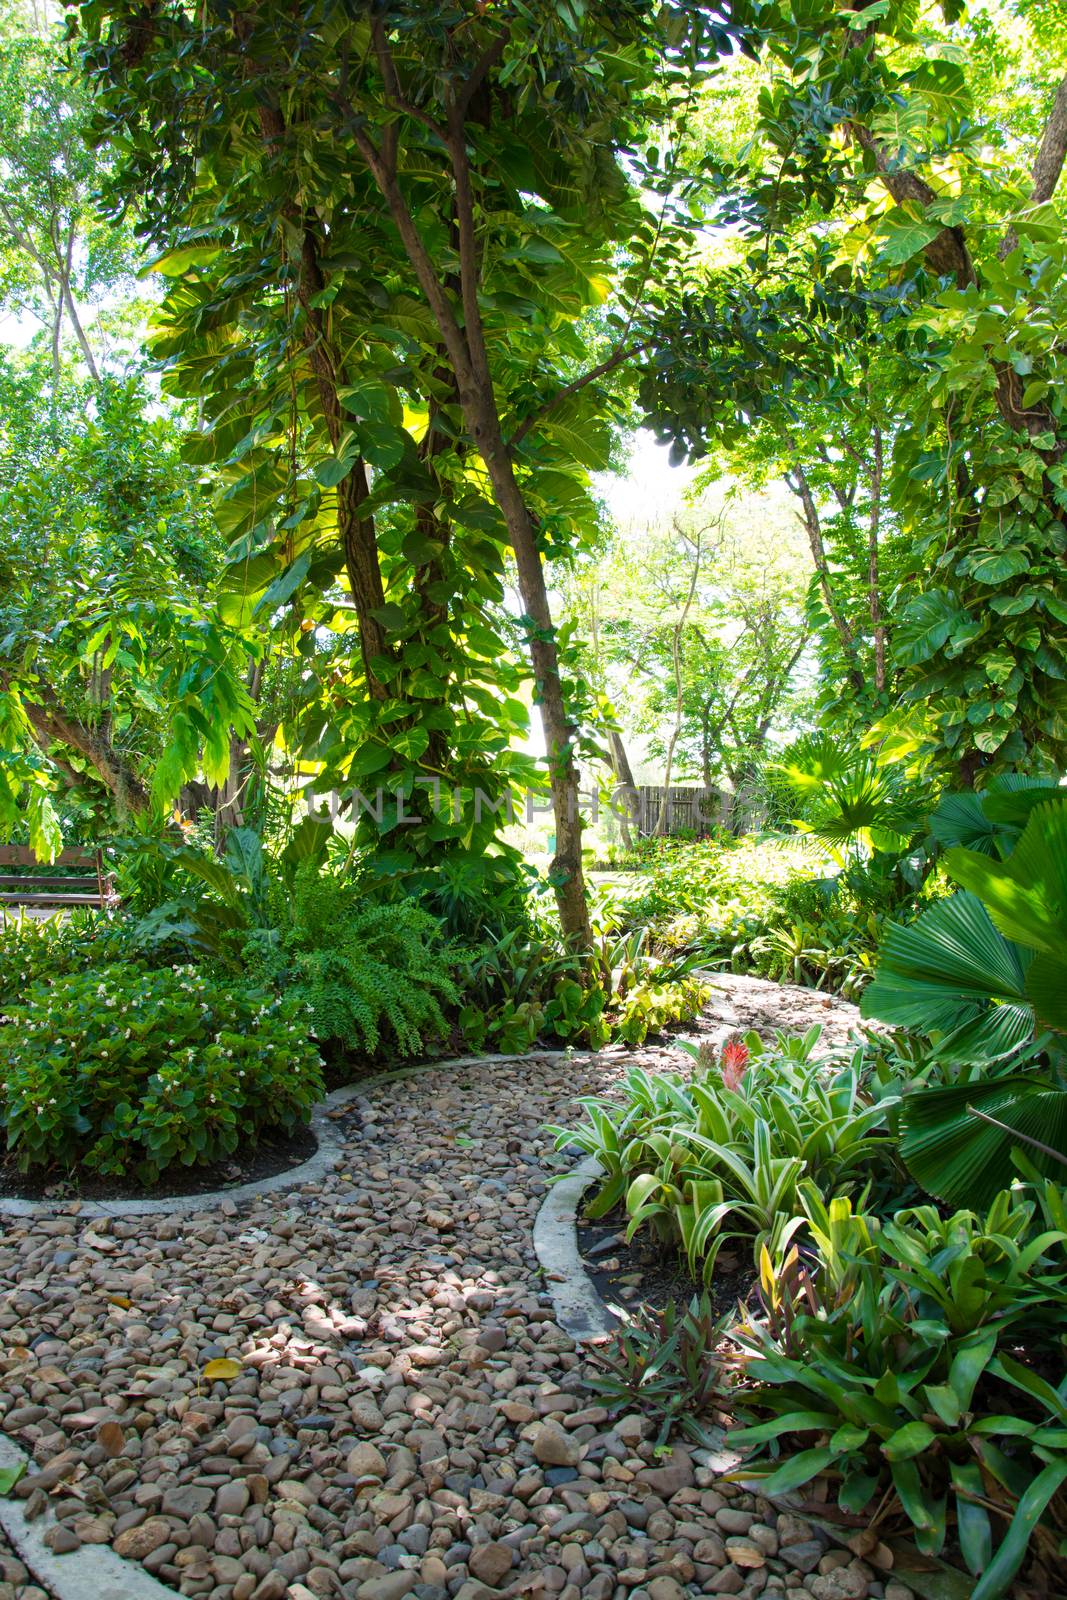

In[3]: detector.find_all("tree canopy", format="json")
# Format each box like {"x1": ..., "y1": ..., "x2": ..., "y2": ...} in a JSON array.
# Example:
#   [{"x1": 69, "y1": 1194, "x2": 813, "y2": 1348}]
[{"x1": 0, "y1": 0, "x2": 1059, "y2": 945}]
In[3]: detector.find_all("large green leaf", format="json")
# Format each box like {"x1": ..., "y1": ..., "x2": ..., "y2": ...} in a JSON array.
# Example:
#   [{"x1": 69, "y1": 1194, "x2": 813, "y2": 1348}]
[
  {"x1": 946, "y1": 801, "x2": 1067, "y2": 962},
  {"x1": 945, "y1": 802, "x2": 1067, "y2": 1031},
  {"x1": 253, "y1": 550, "x2": 311, "y2": 616},
  {"x1": 899, "y1": 1076, "x2": 1067, "y2": 1207},
  {"x1": 929, "y1": 792, "x2": 1004, "y2": 858},
  {"x1": 927, "y1": 778, "x2": 1062, "y2": 859},
  {"x1": 966, "y1": 550, "x2": 1031, "y2": 585},
  {"x1": 860, "y1": 892, "x2": 1033, "y2": 1062},
  {"x1": 982, "y1": 783, "x2": 1066, "y2": 828},
  {"x1": 1026, "y1": 956, "x2": 1067, "y2": 1033},
  {"x1": 894, "y1": 590, "x2": 968, "y2": 667},
  {"x1": 174, "y1": 847, "x2": 244, "y2": 905},
  {"x1": 971, "y1": 1460, "x2": 1067, "y2": 1600},
  {"x1": 875, "y1": 206, "x2": 943, "y2": 266}
]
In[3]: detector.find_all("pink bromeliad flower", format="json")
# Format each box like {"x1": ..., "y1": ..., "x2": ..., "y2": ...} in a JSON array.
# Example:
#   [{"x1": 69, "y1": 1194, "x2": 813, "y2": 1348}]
[{"x1": 720, "y1": 1039, "x2": 750, "y2": 1092}]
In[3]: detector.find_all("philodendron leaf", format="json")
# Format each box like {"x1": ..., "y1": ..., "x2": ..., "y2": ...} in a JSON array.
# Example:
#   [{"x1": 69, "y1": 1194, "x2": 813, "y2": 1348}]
[{"x1": 875, "y1": 205, "x2": 943, "y2": 265}]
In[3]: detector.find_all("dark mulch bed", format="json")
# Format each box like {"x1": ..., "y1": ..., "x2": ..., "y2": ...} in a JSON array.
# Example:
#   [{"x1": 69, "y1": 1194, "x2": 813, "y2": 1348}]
[
  {"x1": 578, "y1": 1206, "x2": 756, "y2": 1322},
  {"x1": 0, "y1": 1119, "x2": 320, "y2": 1204}
]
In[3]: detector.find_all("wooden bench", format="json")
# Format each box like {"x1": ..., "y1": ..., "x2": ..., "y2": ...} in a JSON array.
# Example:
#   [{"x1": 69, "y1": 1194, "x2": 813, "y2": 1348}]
[{"x1": 0, "y1": 847, "x2": 118, "y2": 912}]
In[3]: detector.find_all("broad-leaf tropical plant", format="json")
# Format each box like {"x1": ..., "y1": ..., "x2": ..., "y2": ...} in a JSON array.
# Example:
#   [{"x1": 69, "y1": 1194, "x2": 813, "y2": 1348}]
[{"x1": 862, "y1": 799, "x2": 1067, "y2": 1204}]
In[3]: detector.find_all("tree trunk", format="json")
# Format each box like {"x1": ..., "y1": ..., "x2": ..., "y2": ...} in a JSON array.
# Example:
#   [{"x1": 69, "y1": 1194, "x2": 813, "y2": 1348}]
[
  {"x1": 607, "y1": 727, "x2": 638, "y2": 849},
  {"x1": 342, "y1": 29, "x2": 593, "y2": 944},
  {"x1": 867, "y1": 422, "x2": 887, "y2": 692},
  {"x1": 654, "y1": 525, "x2": 702, "y2": 835},
  {"x1": 787, "y1": 461, "x2": 865, "y2": 693},
  {"x1": 700, "y1": 700, "x2": 715, "y2": 791},
  {"x1": 60, "y1": 280, "x2": 101, "y2": 386},
  {"x1": 291, "y1": 223, "x2": 392, "y2": 694},
  {"x1": 478, "y1": 428, "x2": 592, "y2": 946}
]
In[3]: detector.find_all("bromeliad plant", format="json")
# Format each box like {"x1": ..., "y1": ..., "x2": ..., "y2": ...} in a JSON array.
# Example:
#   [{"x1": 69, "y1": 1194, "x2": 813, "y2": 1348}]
[
  {"x1": 584, "y1": 1291, "x2": 726, "y2": 1451},
  {"x1": 455, "y1": 917, "x2": 711, "y2": 1054},
  {"x1": 730, "y1": 1185, "x2": 1067, "y2": 1600},
  {"x1": 550, "y1": 1028, "x2": 897, "y2": 1279}
]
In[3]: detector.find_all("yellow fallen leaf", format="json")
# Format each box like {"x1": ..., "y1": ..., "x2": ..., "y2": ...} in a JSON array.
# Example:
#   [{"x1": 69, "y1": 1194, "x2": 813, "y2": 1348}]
[
  {"x1": 107, "y1": 1295, "x2": 132, "y2": 1309},
  {"x1": 202, "y1": 1358, "x2": 242, "y2": 1381}
]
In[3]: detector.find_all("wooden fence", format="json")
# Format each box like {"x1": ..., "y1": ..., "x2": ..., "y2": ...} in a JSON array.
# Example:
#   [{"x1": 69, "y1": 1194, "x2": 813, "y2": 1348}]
[{"x1": 631, "y1": 785, "x2": 725, "y2": 836}]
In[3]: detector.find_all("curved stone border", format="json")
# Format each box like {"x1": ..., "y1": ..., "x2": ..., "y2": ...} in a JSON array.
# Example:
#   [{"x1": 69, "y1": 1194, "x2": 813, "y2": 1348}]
[
  {"x1": 0, "y1": 1047, "x2": 631, "y2": 1599},
  {"x1": 0, "y1": 1435, "x2": 173, "y2": 1600},
  {"x1": 0, "y1": 1047, "x2": 634, "y2": 1221},
  {"x1": 534, "y1": 1154, "x2": 616, "y2": 1342},
  {"x1": 528, "y1": 1159, "x2": 971, "y2": 1599}
]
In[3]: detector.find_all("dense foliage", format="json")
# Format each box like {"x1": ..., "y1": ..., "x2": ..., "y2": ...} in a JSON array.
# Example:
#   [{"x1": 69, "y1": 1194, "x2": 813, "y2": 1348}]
[
  {"x1": 734, "y1": 1189, "x2": 1067, "y2": 1598},
  {"x1": 0, "y1": 957, "x2": 322, "y2": 1181},
  {"x1": 0, "y1": 3, "x2": 1063, "y2": 1588},
  {"x1": 255, "y1": 880, "x2": 459, "y2": 1059},
  {"x1": 558, "y1": 781, "x2": 1067, "y2": 1595}
]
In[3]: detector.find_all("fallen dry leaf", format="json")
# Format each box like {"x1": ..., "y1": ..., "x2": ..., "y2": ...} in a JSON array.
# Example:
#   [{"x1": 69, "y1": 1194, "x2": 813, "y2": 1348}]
[{"x1": 202, "y1": 1358, "x2": 242, "y2": 1381}]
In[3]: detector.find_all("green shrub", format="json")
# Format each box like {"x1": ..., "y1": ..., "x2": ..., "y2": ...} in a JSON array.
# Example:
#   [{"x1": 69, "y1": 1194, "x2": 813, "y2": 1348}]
[
  {"x1": 732, "y1": 1186, "x2": 1067, "y2": 1600},
  {"x1": 255, "y1": 873, "x2": 459, "y2": 1058},
  {"x1": 603, "y1": 830, "x2": 940, "y2": 999},
  {"x1": 0, "y1": 909, "x2": 133, "y2": 1006},
  {"x1": 133, "y1": 836, "x2": 461, "y2": 1062},
  {"x1": 0, "y1": 961, "x2": 323, "y2": 1182}
]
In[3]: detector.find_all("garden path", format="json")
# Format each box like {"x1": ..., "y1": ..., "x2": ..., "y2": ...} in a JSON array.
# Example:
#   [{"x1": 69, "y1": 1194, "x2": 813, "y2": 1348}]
[{"x1": 0, "y1": 983, "x2": 902, "y2": 1600}]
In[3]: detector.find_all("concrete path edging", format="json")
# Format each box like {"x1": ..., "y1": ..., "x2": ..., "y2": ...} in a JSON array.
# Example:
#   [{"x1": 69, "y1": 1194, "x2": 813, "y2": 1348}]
[
  {"x1": 0, "y1": 1048, "x2": 638, "y2": 1599},
  {"x1": 533, "y1": 1153, "x2": 616, "y2": 1342},
  {"x1": 0, "y1": 1436, "x2": 175, "y2": 1600}
]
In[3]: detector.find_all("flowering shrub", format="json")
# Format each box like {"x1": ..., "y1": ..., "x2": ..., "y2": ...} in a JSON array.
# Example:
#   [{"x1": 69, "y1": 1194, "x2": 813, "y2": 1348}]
[
  {"x1": 0, "y1": 909, "x2": 133, "y2": 1007},
  {"x1": 0, "y1": 962, "x2": 323, "y2": 1182}
]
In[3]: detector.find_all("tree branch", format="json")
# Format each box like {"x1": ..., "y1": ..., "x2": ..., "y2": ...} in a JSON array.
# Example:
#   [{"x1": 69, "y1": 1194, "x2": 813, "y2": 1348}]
[
  {"x1": 508, "y1": 338, "x2": 649, "y2": 451},
  {"x1": 787, "y1": 457, "x2": 865, "y2": 693},
  {"x1": 445, "y1": 103, "x2": 493, "y2": 394},
  {"x1": 2, "y1": 670, "x2": 149, "y2": 812},
  {"x1": 453, "y1": 28, "x2": 510, "y2": 120},
  {"x1": 851, "y1": 122, "x2": 976, "y2": 288},
  {"x1": 1000, "y1": 74, "x2": 1067, "y2": 259}
]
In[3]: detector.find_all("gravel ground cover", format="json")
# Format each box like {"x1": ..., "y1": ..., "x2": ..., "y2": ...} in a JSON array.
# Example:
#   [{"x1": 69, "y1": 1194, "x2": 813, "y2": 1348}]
[{"x1": 0, "y1": 982, "x2": 907, "y2": 1600}]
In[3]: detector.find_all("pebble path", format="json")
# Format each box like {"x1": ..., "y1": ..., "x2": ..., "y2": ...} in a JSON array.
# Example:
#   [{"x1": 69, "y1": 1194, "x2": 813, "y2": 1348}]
[{"x1": 0, "y1": 985, "x2": 911, "y2": 1600}]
